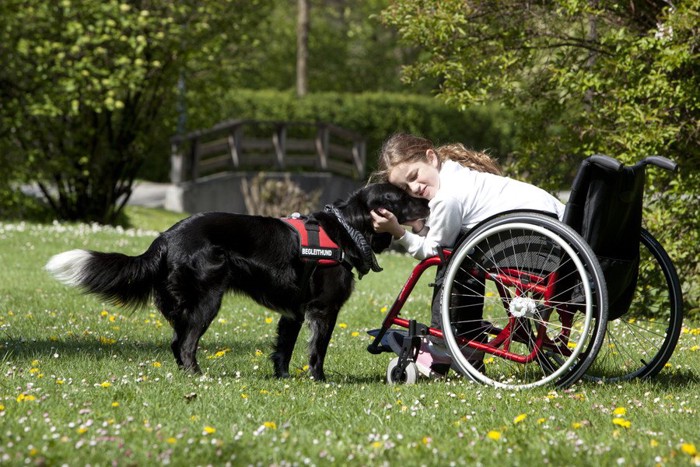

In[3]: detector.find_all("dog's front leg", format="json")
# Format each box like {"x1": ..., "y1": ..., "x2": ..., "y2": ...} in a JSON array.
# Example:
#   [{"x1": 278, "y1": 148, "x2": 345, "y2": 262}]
[
  {"x1": 306, "y1": 306, "x2": 340, "y2": 381},
  {"x1": 272, "y1": 316, "x2": 303, "y2": 378}
]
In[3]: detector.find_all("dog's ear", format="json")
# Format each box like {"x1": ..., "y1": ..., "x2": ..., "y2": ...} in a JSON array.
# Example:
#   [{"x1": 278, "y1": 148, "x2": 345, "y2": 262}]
[{"x1": 370, "y1": 233, "x2": 392, "y2": 253}]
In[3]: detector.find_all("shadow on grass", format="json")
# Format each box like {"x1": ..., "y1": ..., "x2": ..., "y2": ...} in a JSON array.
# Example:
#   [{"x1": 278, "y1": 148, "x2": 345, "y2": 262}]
[
  {"x1": 256, "y1": 371, "x2": 385, "y2": 385},
  {"x1": 2, "y1": 335, "x2": 391, "y2": 384},
  {"x1": 1, "y1": 335, "x2": 263, "y2": 364},
  {"x1": 643, "y1": 368, "x2": 700, "y2": 388}
]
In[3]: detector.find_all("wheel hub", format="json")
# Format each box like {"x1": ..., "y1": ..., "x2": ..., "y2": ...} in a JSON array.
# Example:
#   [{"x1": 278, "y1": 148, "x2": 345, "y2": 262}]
[{"x1": 509, "y1": 296, "x2": 538, "y2": 318}]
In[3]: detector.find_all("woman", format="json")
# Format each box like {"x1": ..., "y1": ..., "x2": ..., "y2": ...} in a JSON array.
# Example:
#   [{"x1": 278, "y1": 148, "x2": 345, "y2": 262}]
[{"x1": 370, "y1": 133, "x2": 565, "y2": 375}]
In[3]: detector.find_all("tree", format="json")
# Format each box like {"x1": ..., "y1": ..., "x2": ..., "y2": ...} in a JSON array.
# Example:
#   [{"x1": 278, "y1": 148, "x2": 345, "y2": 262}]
[
  {"x1": 0, "y1": 0, "x2": 270, "y2": 224},
  {"x1": 221, "y1": 0, "x2": 428, "y2": 94},
  {"x1": 381, "y1": 0, "x2": 700, "y2": 314},
  {"x1": 297, "y1": 0, "x2": 310, "y2": 97}
]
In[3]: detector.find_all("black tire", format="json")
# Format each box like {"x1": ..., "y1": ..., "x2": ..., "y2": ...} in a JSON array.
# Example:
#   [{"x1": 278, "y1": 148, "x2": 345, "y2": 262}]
[
  {"x1": 584, "y1": 228, "x2": 683, "y2": 382},
  {"x1": 440, "y1": 212, "x2": 608, "y2": 389}
]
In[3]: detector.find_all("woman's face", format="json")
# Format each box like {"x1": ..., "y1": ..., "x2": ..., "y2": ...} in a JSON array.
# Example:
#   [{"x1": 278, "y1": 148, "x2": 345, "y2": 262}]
[{"x1": 388, "y1": 149, "x2": 440, "y2": 200}]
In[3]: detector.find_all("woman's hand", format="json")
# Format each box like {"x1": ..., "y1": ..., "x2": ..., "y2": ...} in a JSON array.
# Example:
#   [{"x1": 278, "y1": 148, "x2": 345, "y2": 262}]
[{"x1": 370, "y1": 208, "x2": 405, "y2": 239}]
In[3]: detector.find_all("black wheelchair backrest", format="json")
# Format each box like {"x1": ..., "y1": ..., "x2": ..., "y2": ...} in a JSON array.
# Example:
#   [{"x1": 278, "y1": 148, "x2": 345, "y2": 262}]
[{"x1": 563, "y1": 155, "x2": 677, "y2": 319}]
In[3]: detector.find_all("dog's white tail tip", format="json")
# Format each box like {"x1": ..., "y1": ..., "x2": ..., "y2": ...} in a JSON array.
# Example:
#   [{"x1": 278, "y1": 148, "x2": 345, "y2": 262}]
[{"x1": 45, "y1": 249, "x2": 92, "y2": 286}]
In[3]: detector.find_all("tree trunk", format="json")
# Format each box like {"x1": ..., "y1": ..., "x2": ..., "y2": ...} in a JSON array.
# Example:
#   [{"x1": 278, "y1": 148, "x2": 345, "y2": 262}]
[{"x1": 296, "y1": 0, "x2": 309, "y2": 97}]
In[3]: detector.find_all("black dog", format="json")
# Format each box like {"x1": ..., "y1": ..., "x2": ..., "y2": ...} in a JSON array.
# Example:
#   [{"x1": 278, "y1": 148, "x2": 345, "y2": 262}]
[{"x1": 45, "y1": 183, "x2": 429, "y2": 380}]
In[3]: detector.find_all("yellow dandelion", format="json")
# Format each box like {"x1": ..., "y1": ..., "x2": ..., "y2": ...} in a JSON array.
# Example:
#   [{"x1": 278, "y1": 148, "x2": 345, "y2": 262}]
[
  {"x1": 152, "y1": 361, "x2": 161, "y2": 367},
  {"x1": 612, "y1": 418, "x2": 631, "y2": 428},
  {"x1": 422, "y1": 436, "x2": 432, "y2": 445},
  {"x1": 572, "y1": 422, "x2": 582, "y2": 429},
  {"x1": 513, "y1": 413, "x2": 527, "y2": 424},
  {"x1": 16, "y1": 394, "x2": 36, "y2": 402},
  {"x1": 0, "y1": 404, "x2": 5, "y2": 411},
  {"x1": 612, "y1": 407, "x2": 626, "y2": 416},
  {"x1": 56, "y1": 378, "x2": 64, "y2": 385},
  {"x1": 681, "y1": 443, "x2": 697, "y2": 456},
  {"x1": 263, "y1": 421, "x2": 277, "y2": 429},
  {"x1": 255, "y1": 349, "x2": 264, "y2": 357},
  {"x1": 241, "y1": 393, "x2": 248, "y2": 399},
  {"x1": 338, "y1": 323, "x2": 348, "y2": 329},
  {"x1": 31, "y1": 359, "x2": 40, "y2": 367},
  {"x1": 690, "y1": 345, "x2": 699, "y2": 352},
  {"x1": 166, "y1": 437, "x2": 177, "y2": 444},
  {"x1": 351, "y1": 331, "x2": 360, "y2": 337},
  {"x1": 650, "y1": 439, "x2": 659, "y2": 448},
  {"x1": 213, "y1": 348, "x2": 230, "y2": 358},
  {"x1": 372, "y1": 441, "x2": 382, "y2": 448},
  {"x1": 100, "y1": 310, "x2": 109, "y2": 317},
  {"x1": 111, "y1": 402, "x2": 119, "y2": 407},
  {"x1": 265, "y1": 317, "x2": 273, "y2": 324},
  {"x1": 203, "y1": 426, "x2": 216, "y2": 435},
  {"x1": 76, "y1": 427, "x2": 88, "y2": 435},
  {"x1": 380, "y1": 306, "x2": 388, "y2": 313},
  {"x1": 537, "y1": 417, "x2": 546, "y2": 424},
  {"x1": 487, "y1": 430, "x2": 501, "y2": 441}
]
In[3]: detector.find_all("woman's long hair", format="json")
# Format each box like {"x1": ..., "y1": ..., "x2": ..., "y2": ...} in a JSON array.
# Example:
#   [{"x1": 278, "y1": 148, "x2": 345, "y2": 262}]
[{"x1": 371, "y1": 133, "x2": 502, "y2": 182}]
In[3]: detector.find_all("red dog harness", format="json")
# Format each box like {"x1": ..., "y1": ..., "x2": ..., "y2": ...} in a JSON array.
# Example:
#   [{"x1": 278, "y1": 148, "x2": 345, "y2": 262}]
[{"x1": 282, "y1": 216, "x2": 343, "y2": 266}]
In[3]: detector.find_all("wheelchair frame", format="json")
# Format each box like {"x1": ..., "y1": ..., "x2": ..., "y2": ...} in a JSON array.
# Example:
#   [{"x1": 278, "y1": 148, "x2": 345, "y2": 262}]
[{"x1": 368, "y1": 156, "x2": 683, "y2": 389}]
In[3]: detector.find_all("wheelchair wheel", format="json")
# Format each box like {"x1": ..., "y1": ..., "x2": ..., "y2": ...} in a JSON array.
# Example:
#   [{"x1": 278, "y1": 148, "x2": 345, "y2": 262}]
[
  {"x1": 584, "y1": 228, "x2": 683, "y2": 382},
  {"x1": 441, "y1": 212, "x2": 608, "y2": 390},
  {"x1": 386, "y1": 357, "x2": 418, "y2": 385}
]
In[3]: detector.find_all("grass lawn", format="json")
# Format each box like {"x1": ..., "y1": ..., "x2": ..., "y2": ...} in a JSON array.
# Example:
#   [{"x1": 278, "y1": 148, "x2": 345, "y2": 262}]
[{"x1": 0, "y1": 207, "x2": 698, "y2": 466}]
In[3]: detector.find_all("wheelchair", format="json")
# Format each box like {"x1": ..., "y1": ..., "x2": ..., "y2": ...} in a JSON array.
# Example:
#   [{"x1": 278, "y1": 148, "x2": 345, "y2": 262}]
[{"x1": 368, "y1": 155, "x2": 683, "y2": 390}]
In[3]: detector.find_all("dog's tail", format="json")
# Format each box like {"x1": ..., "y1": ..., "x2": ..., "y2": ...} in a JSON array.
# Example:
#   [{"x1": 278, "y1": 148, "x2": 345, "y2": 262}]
[{"x1": 45, "y1": 237, "x2": 166, "y2": 309}]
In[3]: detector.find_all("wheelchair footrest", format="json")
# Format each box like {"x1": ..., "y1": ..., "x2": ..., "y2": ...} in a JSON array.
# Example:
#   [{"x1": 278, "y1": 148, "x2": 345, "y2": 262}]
[{"x1": 367, "y1": 328, "x2": 407, "y2": 353}]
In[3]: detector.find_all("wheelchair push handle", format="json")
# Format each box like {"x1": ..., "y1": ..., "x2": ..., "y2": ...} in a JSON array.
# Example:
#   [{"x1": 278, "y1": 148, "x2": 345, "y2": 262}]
[
  {"x1": 641, "y1": 155, "x2": 678, "y2": 172},
  {"x1": 588, "y1": 154, "x2": 624, "y2": 171}
]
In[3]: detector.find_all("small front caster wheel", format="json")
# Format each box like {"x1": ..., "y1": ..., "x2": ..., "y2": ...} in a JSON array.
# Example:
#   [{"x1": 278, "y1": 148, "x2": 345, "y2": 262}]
[{"x1": 386, "y1": 357, "x2": 418, "y2": 384}]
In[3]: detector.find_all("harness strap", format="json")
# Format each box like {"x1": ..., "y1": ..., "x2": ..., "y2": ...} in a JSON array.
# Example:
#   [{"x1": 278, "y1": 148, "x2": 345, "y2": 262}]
[
  {"x1": 283, "y1": 215, "x2": 345, "y2": 304},
  {"x1": 282, "y1": 217, "x2": 344, "y2": 266}
]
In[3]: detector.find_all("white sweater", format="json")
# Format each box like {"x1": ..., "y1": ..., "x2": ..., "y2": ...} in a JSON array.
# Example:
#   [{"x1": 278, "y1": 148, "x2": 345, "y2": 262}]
[{"x1": 395, "y1": 160, "x2": 566, "y2": 260}]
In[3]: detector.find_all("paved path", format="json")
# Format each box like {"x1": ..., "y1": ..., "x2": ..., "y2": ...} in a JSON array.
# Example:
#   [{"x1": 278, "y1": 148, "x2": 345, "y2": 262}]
[
  {"x1": 129, "y1": 181, "x2": 170, "y2": 208},
  {"x1": 20, "y1": 181, "x2": 172, "y2": 209}
]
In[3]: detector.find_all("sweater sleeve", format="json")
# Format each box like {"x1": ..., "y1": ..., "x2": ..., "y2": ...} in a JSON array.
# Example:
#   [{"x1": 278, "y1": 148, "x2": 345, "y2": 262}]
[{"x1": 395, "y1": 195, "x2": 463, "y2": 260}]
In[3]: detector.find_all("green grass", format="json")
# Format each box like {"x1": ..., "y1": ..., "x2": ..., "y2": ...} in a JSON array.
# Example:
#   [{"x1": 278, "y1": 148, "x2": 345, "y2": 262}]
[{"x1": 0, "y1": 208, "x2": 698, "y2": 465}]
